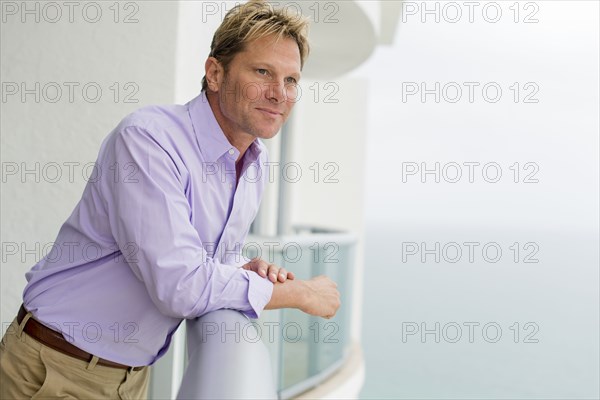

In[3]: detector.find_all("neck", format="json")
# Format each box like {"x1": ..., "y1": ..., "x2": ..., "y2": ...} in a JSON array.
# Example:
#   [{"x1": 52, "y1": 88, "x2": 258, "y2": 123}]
[{"x1": 206, "y1": 91, "x2": 254, "y2": 163}]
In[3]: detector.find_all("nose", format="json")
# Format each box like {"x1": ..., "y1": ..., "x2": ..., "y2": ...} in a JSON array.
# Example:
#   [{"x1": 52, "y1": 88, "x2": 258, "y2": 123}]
[{"x1": 265, "y1": 80, "x2": 285, "y2": 104}]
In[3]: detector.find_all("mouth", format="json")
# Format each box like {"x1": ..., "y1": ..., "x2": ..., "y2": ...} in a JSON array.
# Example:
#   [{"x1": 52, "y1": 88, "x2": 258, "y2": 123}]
[{"x1": 256, "y1": 107, "x2": 283, "y2": 117}]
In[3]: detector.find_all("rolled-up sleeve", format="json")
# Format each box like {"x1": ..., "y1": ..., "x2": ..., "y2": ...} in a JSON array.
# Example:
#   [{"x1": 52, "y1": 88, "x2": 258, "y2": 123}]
[{"x1": 100, "y1": 125, "x2": 273, "y2": 319}]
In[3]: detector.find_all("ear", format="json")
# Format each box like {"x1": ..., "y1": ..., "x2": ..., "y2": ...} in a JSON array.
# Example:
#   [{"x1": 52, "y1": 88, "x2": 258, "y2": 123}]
[{"x1": 204, "y1": 57, "x2": 223, "y2": 92}]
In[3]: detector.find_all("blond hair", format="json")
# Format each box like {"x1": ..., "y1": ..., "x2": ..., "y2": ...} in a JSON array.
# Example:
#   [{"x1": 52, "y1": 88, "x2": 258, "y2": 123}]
[{"x1": 202, "y1": 0, "x2": 310, "y2": 92}]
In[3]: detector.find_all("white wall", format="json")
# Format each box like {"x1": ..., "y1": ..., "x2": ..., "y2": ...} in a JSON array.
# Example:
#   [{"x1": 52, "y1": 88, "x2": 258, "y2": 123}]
[{"x1": 1, "y1": 0, "x2": 178, "y2": 328}]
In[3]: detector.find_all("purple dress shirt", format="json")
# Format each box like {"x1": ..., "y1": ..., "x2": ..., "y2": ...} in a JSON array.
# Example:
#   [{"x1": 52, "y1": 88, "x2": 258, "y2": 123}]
[{"x1": 22, "y1": 92, "x2": 274, "y2": 366}]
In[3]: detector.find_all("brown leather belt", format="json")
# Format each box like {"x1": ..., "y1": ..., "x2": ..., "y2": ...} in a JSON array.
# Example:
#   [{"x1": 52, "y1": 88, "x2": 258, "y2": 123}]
[{"x1": 17, "y1": 304, "x2": 143, "y2": 371}]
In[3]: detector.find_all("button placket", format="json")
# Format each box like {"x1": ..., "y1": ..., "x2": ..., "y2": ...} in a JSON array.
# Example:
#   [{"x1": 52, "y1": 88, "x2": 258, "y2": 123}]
[{"x1": 227, "y1": 149, "x2": 237, "y2": 190}]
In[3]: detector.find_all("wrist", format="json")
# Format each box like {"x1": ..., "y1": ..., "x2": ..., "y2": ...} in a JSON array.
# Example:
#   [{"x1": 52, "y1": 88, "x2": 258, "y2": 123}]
[
  {"x1": 265, "y1": 278, "x2": 310, "y2": 311},
  {"x1": 294, "y1": 279, "x2": 311, "y2": 311}
]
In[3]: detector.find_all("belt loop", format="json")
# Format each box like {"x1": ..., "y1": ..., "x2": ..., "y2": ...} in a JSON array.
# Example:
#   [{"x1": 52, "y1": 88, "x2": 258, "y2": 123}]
[
  {"x1": 17, "y1": 312, "x2": 32, "y2": 340},
  {"x1": 87, "y1": 355, "x2": 99, "y2": 371}
]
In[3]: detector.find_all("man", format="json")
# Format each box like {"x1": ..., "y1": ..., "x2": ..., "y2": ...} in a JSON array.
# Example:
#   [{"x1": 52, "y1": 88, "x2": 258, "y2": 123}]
[{"x1": 0, "y1": 1, "x2": 340, "y2": 398}]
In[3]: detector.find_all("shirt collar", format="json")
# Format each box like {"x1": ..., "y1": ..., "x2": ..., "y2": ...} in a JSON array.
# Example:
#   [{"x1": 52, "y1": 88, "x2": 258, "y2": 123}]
[{"x1": 188, "y1": 91, "x2": 264, "y2": 164}]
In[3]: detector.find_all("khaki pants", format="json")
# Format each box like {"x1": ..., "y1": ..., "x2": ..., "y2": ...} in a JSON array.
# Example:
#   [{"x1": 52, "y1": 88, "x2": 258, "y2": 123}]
[{"x1": 0, "y1": 317, "x2": 149, "y2": 399}]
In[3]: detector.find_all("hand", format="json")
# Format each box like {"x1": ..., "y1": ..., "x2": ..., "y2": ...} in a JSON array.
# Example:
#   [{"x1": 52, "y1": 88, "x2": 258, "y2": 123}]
[
  {"x1": 242, "y1": 257, "x2": 295, "y2": 283},
  {"x1": 300, "y1": 275, "x2": 340, "y2": 319}
]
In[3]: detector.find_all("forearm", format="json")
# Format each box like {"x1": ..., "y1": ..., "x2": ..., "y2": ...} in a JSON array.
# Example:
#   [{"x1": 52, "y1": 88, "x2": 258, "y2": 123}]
[{"x1": 263, "y1": 275, "x2": 340, "y2": 319}]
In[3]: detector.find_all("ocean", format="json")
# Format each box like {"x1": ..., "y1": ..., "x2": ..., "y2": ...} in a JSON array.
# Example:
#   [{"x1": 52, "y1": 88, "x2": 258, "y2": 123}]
[{"x1": 360, "y1": 224, "x2": 599, "y2": 399}]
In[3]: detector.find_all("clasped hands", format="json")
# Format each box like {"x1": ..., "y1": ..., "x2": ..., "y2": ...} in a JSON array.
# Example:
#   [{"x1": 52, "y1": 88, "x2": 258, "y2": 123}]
[{"x1": 241, "y1": 257, "x2": 341, "y2": 319}]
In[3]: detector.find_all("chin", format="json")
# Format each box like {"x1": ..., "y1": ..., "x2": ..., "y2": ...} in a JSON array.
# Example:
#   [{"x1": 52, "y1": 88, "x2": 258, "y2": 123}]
[
  {"x1": 254, "y1": 125, "x2": 282, "y2": 139},
  {"x1": 257, "y1": 130, "x2": 279, "y2": 140}
]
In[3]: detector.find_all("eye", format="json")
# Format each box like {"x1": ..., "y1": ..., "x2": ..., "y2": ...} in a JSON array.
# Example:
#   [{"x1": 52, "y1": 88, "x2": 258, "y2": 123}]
[
  {"x1": 285, "y1": 77, "x2": 298, "y2": 85},
  {"x1": 257, "y1": 69, "x2": 268, "y2": 76}
]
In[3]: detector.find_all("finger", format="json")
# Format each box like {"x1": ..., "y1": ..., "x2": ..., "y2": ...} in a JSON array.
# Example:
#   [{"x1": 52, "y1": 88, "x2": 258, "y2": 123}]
[
  {"x1": 277, "y1": 268, "x2": 288, "y2": 282},
  {"x1": 245, "y1": 257, "x2": 260, "y2": 270},
  {"x1": 254, "y1": 259, "x2": 269, "y2": 278},
  {"x1": 242, "y1": 259, "x2": 256, "y2": 271},
  {"x1": 267, "y1": 264, "x2": 280, "y2": 283},
  {"x1": 287, "y1": 271, "x2": 295, "y2": 280},
  {"x1": 258, "y1": 264, "x2": 268, "y2": 278}
]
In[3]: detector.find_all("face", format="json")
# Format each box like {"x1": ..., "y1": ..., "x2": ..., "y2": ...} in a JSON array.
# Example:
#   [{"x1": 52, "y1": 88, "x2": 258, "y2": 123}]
[{"x1": 206, "y1": 34, "x2": 302, "y2": 143}]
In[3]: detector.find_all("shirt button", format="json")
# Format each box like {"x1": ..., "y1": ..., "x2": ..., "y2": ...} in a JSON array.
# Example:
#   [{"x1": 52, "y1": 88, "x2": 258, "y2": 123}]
[
  {"x1": 228, "y1": 183, "x2": 233, "y2": 189},
  {"x1": 228, "y1": 149, "x2": 235, "y2": 156}
]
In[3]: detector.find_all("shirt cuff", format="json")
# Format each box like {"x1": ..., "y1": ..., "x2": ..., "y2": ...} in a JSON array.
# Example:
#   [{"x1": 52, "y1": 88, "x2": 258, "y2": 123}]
[{"x1": 242, "y1": 271, "x2": 274, "y2": 319}]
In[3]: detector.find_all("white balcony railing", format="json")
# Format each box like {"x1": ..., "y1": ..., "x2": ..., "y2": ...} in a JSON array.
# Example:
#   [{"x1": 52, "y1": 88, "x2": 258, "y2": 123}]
[
  {"x1": 149, "y1": 228, "x2": 357, "y2": 399},
  {"x1": 252, "y1": 228, "x2": 357, "y2": 398}
]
